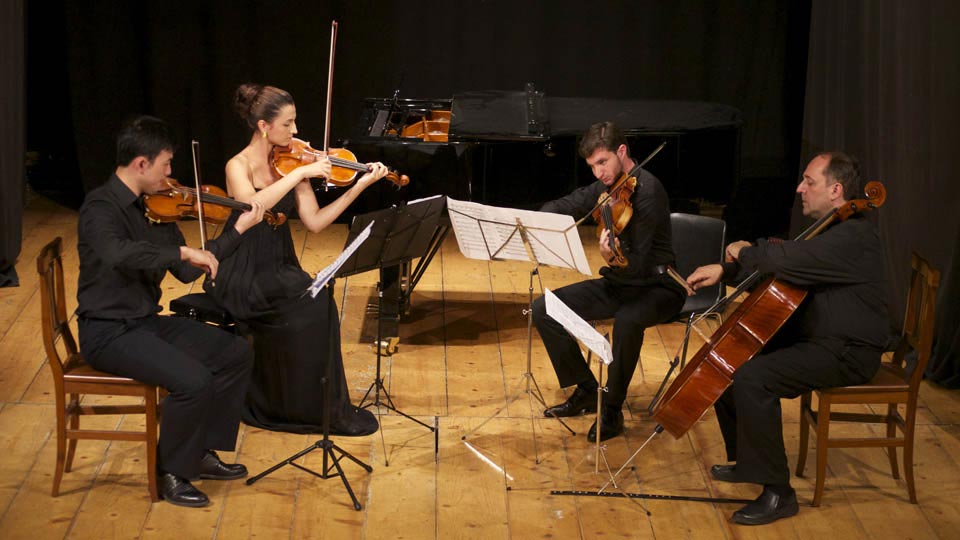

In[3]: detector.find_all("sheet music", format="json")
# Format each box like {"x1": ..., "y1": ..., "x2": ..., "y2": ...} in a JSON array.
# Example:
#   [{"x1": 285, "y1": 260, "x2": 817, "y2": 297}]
[
  {"x1": 447, "y1": 198, "x2": 528, "y2": 261},
  {"x1": 544, "y1": 288, "x2": 613, "y2": 365},
  {"x1": 307, "y1": 220, "x2": 374, "y2": 297},
  {"x1": 446, "y1": 197, "x2": 591, "y2": 275}
]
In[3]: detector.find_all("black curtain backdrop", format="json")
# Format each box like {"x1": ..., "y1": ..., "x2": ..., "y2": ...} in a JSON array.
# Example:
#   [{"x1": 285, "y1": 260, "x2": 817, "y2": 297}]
[
  {"x1": 26, "y1": 0, "x2": 808, "y2": 224},
  {"x1": 1, "y1": 0, "x2": 25, "y2": 287},
  {"x1": 799, "y1": 0, "x2": 960, "y2": 385}
]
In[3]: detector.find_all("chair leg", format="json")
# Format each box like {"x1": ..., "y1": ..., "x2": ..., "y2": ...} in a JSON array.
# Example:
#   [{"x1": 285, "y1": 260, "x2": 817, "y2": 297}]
[
  {"x1": 903, "y1": 402, "x2": 918, "y2": 504},
  {"x1": 796, "y1": 392, "x2": 811, "y2": 477},
  {"x1": 886, "y1": 403, "x2": 900, "y2": 479},
  {"x1": 812, "y1": 394, "x2": 832, "y2": 507},
  {"x1": 145, "y1": 387, "x2": 160, "y2": 502},
  {"x1": 64, "y1": 395, "x2": 80, "y2": 473},
  {"x1": 52, "y1": 399, "x2": 68, "y2": 497}
]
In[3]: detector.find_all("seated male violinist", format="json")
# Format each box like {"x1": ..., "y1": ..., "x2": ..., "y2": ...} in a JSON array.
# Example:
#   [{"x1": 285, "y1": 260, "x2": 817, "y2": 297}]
[
  {"x1": 531, "y1": 121, "x2": 687, "y2": 442},
  {"x1": 77, "y1": 116, "x2": 265, "y2": 507},
  {"x1": 685, "y1": 151, "x2": 890, "y2": 525}
]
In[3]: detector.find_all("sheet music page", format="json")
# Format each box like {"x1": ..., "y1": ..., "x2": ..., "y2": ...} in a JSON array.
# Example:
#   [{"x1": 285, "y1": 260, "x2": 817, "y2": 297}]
[
  {"x1": 307, "y1": 220, "x2": 374, "y2": 297},
  {"x1": 446, "y1": 198, "x2": 529, "y2": 261},
  {"x1": 520, "y1": 211, "x2": 592, "y2": 275},
  {"x1": 544, "y1": 288, "x2": 613, "y2": 365},
  {"x1": 446, "y1": 198, "x2": 592, "y2": 275}
]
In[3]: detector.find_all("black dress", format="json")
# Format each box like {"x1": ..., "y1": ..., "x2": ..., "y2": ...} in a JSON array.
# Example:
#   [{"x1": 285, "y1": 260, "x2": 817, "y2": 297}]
[{"x1": 205, "y1": 190, "x2": 360, "y2": 434}]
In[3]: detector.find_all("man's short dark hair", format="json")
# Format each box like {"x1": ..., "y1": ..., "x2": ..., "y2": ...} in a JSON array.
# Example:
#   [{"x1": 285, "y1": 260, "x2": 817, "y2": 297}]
[
  {"x1": 116, "y1": 115, "x2": 176, "y2": 167},
  {"x1": 817, "y1": 151, "x2": 862, "y2": 201},
  {"x1": 579, "y1": 121, "x2": 628, "y2": 159}
]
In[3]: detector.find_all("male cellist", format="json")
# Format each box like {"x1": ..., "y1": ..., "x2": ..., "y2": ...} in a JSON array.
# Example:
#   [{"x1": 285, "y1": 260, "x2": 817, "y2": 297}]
[
  {"x1": 77, "y1": 116, "x2": 264, "y2": 507},
  {"x1": 531, "y1": 121, "x2": 686, "y2": 442},
  {"x1": 686, "y1": 151, "x2": 890, "y2": 525}
]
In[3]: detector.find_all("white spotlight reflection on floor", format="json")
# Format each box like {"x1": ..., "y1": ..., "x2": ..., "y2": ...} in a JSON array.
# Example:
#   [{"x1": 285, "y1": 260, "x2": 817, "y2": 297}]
[{"x1": 462, "y1": 440, "x2": 514, "y2": 482}]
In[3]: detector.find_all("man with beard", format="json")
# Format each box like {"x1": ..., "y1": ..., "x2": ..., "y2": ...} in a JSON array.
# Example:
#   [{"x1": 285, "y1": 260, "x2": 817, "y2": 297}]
[{"x1": 531, "y1": 121, "x2": 686, "y2": 442}]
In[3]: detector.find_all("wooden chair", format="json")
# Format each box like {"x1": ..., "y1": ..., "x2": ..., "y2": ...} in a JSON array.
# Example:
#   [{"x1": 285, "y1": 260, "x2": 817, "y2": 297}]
[
  {"x1": 37, "y1": 237, "x2": 162, "y2": 501},
  {"x1": 796, "y1": 252, "x2": 940, "y2": 506}
]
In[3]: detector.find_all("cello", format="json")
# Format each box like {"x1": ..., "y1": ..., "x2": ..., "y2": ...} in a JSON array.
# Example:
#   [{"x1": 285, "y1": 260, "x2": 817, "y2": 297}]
[
  {"x1": 593, "y1": 181, "x2": 887, "y2": 492},
  {"x1": 651, "y1": 181, "x2": 888, "y2": 438}
]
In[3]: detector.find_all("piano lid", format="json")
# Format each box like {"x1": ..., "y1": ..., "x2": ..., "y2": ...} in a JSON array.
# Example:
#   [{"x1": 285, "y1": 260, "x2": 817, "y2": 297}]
[
  {"x1": 449, "y1": 86, "x2": 548, "y2": 141},
  {"x1": 449, "y1": 89, "x2": 741, "y2": 140}
]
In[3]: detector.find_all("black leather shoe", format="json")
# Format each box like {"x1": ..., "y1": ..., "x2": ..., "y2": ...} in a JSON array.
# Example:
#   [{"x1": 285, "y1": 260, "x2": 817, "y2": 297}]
[
  {"x1": 544, "y1": 386, "x2": 597, "y2": 418},
  {"x1": 731, "y1": 486, "x2": 799, "y2": 525},
  {"x1": 710, "y1": 464, "x2": 751, "y2": 484},
  {"x1": 587, "y1": 405, "x2": 624, "y2": 442},
  {"x1": 159, "y1": 472, "x2": 210, "y2": 508},
  {"x1": 331, "y1": 406, "x2": 379, "y2": 436},
  {"x1": 198, "y1": 450, "x2": 248, "y2": 480}
]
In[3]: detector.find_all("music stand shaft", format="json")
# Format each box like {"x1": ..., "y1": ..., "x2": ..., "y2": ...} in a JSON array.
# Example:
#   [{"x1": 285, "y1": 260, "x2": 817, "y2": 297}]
[
  {"x1": 360, "y1": 287, "x2": 436, "y2": 434},
  {"x1": 460, "y1": 266, "x2": 575, "y2": 464}
]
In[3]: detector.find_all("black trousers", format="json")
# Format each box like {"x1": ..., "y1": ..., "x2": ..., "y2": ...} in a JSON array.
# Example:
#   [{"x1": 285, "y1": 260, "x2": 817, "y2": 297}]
[
  {"x1": 79, "y1": 314, "x2": 253, "y2": 479},
  {"x1": 532, "y1": 277, "x2": 684, "y2": 408},
  {"x1": 713, "y1": 337, "x2": 881, "y2": 485}
]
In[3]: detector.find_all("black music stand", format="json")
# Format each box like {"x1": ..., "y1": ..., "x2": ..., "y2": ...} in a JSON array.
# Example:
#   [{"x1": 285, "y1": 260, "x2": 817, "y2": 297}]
[
  {"x1": 339, "y1": 196, "x2": 445, "y2": 463},
  {"x1": 246, "y1": 225, "x2": 375, "y2": 510}
]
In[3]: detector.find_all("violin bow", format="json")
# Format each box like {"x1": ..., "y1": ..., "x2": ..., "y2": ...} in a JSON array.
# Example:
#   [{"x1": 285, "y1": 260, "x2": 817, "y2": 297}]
[
  {"x1": 190, "y1": 140, "x2": 208, "y2": 251},
  {"x1": 322, "y1": 21, "x2": 338, "y2": 156}
]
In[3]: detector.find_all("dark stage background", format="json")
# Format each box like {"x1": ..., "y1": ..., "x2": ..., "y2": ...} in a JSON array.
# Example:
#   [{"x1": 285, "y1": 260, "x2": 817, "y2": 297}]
[
  {"x1": 799, "y1": 0, "x2": 960, "y2": 386},
  {"x1": 6, "y1": 0, "x2": 959, "y2": 383},
  {"x1": 26, "y1": 0, "x2": 808, "y2": 233}
]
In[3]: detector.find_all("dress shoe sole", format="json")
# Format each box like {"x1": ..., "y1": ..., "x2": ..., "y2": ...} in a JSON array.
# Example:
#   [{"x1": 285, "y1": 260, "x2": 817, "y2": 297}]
[
  {"x1": 161, "y1": 493, "x2": 210, "y2": 508},
  {"x1": 710, "y1": 467, "x2": 751, "y2": 484},
  {"x1": 198, "y1": 470, "x2": 248, "y2": 481},
  {"x1": 732, "y1": 500, "x2": 799, "y2": 525},
  {"x1": 586, "y1": 429, "x2": 623, "y2": 443},
  {"x1": 544, "y1": 406, "x2": 597, "y2": 418}
]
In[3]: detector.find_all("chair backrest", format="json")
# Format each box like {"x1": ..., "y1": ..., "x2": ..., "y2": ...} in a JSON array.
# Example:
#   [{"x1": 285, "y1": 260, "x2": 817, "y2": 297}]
[
  {"x1": 36, "y1": 237, "x2": 79, "y2": 385},
  {"x1": 890, "y1": 252, "x2": 940, "y2": 391},
  {"x1": 670, "y1": 213, "x2": 726, "y2": 316}
]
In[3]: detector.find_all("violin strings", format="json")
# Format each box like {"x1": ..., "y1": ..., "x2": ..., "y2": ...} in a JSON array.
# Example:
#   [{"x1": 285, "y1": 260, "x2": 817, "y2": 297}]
[
  {"x1": 328, "y1": 156, "x2": 368, "y2": 172},
  {"x1": 175, "y1": 185, "x2": 250, "y2": 210}
]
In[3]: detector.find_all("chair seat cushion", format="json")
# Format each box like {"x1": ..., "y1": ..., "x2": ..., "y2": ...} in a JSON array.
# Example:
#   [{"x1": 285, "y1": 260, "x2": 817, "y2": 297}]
[{"x1": 820, "y1": 364, "x2": 908, "y2": 394}]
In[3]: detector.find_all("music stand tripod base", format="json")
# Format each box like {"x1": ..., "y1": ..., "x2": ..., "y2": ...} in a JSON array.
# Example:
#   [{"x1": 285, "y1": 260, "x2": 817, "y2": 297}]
[
  {"x1": 245, "y1": 287, "x2": 372, "y2": 511},
  {"x1": 245, "y1": 436, "x2": 373, "y2": 510}
]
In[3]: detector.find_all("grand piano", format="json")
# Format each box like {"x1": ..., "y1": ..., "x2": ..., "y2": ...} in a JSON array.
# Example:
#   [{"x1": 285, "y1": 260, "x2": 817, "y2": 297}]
[
  {"x1": 333, "y1": 86, "x2": 742, "y2": 347},
  {"x1": 341, "y1": 85, "x2": 742, "y2": 212}
]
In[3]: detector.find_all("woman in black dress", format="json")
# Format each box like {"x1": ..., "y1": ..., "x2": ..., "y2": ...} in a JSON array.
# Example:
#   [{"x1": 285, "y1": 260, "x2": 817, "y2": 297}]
[{"x1": 205, "y1": 83, "x2": 388, "y2": 435}]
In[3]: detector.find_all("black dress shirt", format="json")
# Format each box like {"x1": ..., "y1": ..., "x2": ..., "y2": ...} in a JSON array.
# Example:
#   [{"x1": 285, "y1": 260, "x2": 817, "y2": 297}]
[
  {"x1": 729, "y1": 215, "x2": 890, "y2": 348},
  {"x1": 77, "y1": 174, "x2": 241, "y2": 320},
  {"x1": 541, "y1": 167, "x2": 676, "y2": 287}
]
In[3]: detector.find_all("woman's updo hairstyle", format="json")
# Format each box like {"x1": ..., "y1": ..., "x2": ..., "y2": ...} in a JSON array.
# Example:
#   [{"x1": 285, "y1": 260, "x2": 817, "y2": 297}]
[{"x1": 234, "y1": 83, "x2": 295, "y2": 131}]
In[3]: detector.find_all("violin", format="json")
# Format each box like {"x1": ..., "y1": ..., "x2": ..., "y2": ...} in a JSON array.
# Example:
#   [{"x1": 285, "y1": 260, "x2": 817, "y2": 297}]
[
  {"x1": 144, "y1": 178, "x2": 286, "y2": 228},
  {"x1": 592, "y1": 173, "x2": 637, "y2": 267},
  {"x1": 270, "y1": 137, "x2": 410, "y2": 188}
]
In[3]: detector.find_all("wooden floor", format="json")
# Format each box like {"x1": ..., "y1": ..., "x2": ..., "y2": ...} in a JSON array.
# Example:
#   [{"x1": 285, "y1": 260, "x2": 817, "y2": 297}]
[{"x1": 3, "y1": 195, "x2": 960, "y2": 540}]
